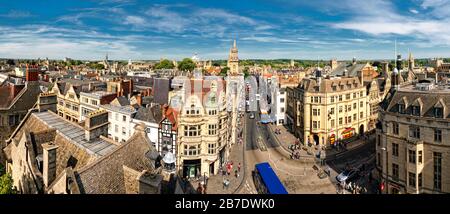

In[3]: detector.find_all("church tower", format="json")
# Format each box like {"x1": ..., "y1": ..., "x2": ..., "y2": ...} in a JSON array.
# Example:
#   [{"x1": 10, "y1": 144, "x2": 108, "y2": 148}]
[
  {"x1": 227, "y1": 40, "x2": 239, "y2": 75},
  {"x1": 408, "y1": 52, "x2": 415, "y2": 70}
]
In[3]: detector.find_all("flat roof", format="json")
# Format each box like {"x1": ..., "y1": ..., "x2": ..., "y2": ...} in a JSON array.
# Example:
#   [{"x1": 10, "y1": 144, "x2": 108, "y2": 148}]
[{"x1": 33, "y1": 111, "x2": 117, "y2": 157}]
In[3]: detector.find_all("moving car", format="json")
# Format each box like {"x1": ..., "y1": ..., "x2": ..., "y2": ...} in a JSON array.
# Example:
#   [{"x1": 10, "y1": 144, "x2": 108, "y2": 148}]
[
  {"x1": 336, "y1": 169, "x2": 359, "y2": 183},
  {"x1": 249, "y1": 112, "x2": 255, "y2": 119}
]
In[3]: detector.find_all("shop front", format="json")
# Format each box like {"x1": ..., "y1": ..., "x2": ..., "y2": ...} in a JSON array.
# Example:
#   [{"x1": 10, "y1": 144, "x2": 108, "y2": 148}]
[{"x1": 182, "y1": 159, "x2": 201, "y2": 178}]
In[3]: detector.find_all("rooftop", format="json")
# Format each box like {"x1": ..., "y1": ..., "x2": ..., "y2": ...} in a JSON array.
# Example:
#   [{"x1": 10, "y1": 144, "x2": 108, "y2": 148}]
[{"x1": 33, "y1": 111, "x2": 117, "y2": 156}]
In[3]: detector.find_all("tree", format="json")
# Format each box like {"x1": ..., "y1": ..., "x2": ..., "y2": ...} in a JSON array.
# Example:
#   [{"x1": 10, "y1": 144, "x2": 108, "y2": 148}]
[
  {"x1": 243, "y1": 67, "x2": 250, "y2": 78},
  {"x1": 178, "y1": 58, "x2": 196, "y2": 72},
  {"x1": 0, "y1": 164, "x2": 16, "y2": 194},
  {"x1": 155, "y1": 59, "x2": 175, "y2": 69},
  {"x1": 219, "y1": 67, "x2": 229, "y2": 76}
]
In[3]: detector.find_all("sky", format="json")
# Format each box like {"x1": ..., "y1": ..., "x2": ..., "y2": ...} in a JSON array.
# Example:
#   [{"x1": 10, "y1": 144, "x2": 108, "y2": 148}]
[{"x1": 0, "y1": 0, "x2": 449, "y2": 60}]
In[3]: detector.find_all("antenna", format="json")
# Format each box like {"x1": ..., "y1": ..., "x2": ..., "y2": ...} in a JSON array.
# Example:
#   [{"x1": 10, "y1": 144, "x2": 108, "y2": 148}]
[{"x1": 394, "y1": 39, "x2": 397, "y2": 68}]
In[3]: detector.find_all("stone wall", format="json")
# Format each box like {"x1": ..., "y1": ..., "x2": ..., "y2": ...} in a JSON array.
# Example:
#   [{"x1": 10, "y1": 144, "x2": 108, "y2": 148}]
[{"x1": 123, "y1": 165, "x2": 140, "y2": 194}]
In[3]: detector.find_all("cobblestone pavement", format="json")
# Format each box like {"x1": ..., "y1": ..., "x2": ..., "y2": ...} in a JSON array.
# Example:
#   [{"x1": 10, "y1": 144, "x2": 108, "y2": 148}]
[{"x1": 202, "y1": 117, "x2": 245, "y2": 194}]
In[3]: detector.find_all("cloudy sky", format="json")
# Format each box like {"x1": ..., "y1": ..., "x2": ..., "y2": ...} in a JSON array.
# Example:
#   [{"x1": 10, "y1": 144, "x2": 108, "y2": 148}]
[{"x1": 0, "y1": 0, "x2": 449, "y2": 60}]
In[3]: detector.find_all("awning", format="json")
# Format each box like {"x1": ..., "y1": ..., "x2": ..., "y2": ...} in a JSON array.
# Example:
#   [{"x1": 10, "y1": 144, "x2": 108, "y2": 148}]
[
  {"x1": 163, "y1": 152, "x2": 176, "y2": 164},
  {"x1": 260, "y1": 114, "x2": 272, "y2": 124}
]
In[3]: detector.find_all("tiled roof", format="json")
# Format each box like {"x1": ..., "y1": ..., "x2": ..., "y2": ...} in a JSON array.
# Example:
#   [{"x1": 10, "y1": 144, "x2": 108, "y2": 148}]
[{"x1": 74, "y1": 125, "x2": 156, "y2": 194}]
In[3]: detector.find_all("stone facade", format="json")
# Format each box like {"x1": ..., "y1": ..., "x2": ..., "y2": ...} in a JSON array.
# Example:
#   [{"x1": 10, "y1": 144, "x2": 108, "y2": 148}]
[{"x1": 376, "y1": 82, "x2": 450, "y2": 194}]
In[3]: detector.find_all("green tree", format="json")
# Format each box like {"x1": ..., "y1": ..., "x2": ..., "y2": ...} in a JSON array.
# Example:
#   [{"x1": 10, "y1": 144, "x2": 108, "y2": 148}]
[
  {"x1": 0, "y1": 164, "x2": 16, "y2": 194},
  {"x1": 219, "y1": 67, "x2": 230, "y2": 76},
  {"x1": 243, "y1": 67, "x2": 250, "y2": 78},
  {"x1": 178, "y1": 58, "x2": 196, "y2": 72},
  {"x1": 155, "y1": 59, "x2": 175, "y2": 69}
]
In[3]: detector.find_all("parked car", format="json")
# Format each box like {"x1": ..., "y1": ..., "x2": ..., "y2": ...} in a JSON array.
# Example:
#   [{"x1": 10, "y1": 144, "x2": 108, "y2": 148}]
[{"x1": 336, "y1": 169, "x2": 359, "y2": 183}]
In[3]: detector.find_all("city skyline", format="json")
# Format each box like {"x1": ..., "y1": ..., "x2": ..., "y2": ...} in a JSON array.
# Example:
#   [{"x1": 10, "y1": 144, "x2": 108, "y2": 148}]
[{"x1": 1, "y1": 0, "x2": 450, "y2": 60}]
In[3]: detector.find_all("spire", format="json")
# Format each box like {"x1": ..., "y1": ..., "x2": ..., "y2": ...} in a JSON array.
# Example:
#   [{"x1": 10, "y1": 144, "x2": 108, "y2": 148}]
[
  {"x1": 233, "y1": 39, "x2": 236, "y2": 49},
  {"x1": 394, "y1": 39, "x2": 397, "y2": 69}
]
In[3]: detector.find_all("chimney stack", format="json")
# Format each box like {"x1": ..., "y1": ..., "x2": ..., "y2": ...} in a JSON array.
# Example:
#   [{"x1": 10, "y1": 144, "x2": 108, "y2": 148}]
[
  {"x1": 138, "y1": 170, "x2": 162, "y2": 194},
  {"x1": 42, "y1": 143, "x2": 59, "y2": 187},
  {"x1": 26, "y1": 64, "x2": 39, "y2": 82},
  {"x1": 84, "y1": 109, "x2": 109, "y2": 141}
]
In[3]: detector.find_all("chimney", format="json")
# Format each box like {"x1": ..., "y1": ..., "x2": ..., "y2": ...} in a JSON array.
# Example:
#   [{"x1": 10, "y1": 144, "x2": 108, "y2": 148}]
[
  {"x1": 136, "y1": 94, "x2": 142, "y2": 106},
  {"x1": 26, "y1": 64, "x2": 39, "y2": 82},
  {"x1": 42, "y1": 143, "x2": 59, "y2": 187},
  {"x1": 37, "y1": 92, "x2": 58, "y2": 113},
  {"x1": 84, "y1": 109, "x2": 109, "y2": 141},
  {"x1": 138, "y1": 170, "x2": 162, "y2": 194}
]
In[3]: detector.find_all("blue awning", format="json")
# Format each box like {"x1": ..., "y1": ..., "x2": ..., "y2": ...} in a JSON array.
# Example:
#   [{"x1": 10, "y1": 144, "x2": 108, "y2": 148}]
[{"x1": 260, "y1": 114, "x2": 272, "y2": 124}]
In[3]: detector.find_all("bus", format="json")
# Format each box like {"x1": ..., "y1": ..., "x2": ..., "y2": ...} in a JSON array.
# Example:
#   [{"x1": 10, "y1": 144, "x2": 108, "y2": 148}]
[{"x1": 253, "y1": 162, "x2": 288, "y2": 194}]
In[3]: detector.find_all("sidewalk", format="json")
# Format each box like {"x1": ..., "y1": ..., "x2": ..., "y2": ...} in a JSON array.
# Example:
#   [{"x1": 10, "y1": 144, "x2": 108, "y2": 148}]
[
  {"x1": 203, "y1": 117, "x2": 245, "y2": 194},
  {"x1": 267, "y1": 124, "x2": 314, "y2": 160},
  {"x1": 325, "y1": 134, "x2": 375, "y2": 160}
]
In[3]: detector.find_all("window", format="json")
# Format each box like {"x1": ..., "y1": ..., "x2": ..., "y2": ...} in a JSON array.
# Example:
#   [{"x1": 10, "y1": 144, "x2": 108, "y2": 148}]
[
  {"x1": 310, "y1": 97, "x2": 313, "y2": 103},
  {"x1": 408, "y1": 150, "x2": 416, "y2": 164},
  {"x1": 314, "y1": 97, "x2": 319, "y2": 103},
  {"x1": 208, "y1": 110, "x2": 217, "y2": 115},
  {"x1": 330, "y1": 108, "x2": 335, "y2": 115},
  {"x1": 347, "y1": 116, "x2": 352, "y2": 123},
  {"x1": 339, "y1": 106, "x2": 343, "y2": 113},
  {"x1": 123, "y1": 115, "x2": 126, "y2": 122},
  {"x1": 331, "y1": 96, "x2": 335, "y2": 103},
  {"x1": 332, "y1": 86, "x2": 337, "y2": 91},
  {"x1": 280, "y1": 98, "x2": 285, "y2": 103},
  {"x1": 392, "y1": 143, "x2": 399, "y2": 157},
  {"x1": 398, "y1": 104, "x2": 405, "y2": 114},
  {"x1": 434, "y1": 152, "x2": 442, "y2": 190},
  {"x1": 418, "y1": 173, "x2": 422, "y2": 188},
  {"x1": 83, "y1": 98, "x2": 89, "y2": 103},
  {"x1": 115, "y1": 125, "x2": 118, "y2": 133},
  {"x1": 346, "y1": 94, "x2": 350, "y2": 100},
  {"x1": 353, "y1": 103, "x2": 357, "y2": 109},
  {"x1": 360, "y1": 112, "x2": 363, "y2": 119},
  {"x1": 360, "y1": 91, "x2": 363, "y2": 97},
  {"x1": 434, "y1": 129, "x2": 442, "y2": 142},
  {"x1": 331, "y1": 119, "x2": 335, "y2": 128},
  {"x1": 91, "y1": 100, "x2": 98, "y2": 106},
  {"x1": 412, "y1": 105, "x2": 420, "y2": 116},
  {"x1": 418, "y1": 151, "x2": 423, "y2": 164},
  {"x1": 434, "y1": 107, "x2": 443, "y2": 118},
  {"x1": 409, "y1": 126, "x2": 420, "y2": 139},
  {"x1": 122, "y1": 127, "x2": 126, "y2": 135},
  {"x1": 340, "y1": 85, "x2": 344, "y2": 90},
  {"x1": 339, "y1": 118, "x2": 343, "y2": 125},
  {"x1": 68, "y1": 94, "x2": 75, "y2": 99},
  {"x1": 184, "y1": 144, "x2": 201, "y2": 156},
  {"x1": 312, "y1": 121, "x2": 320, "y2": 129},
  {"x1": 73, "y1": 106, "x2": 79, "y2": 112},
  {"x1": 313, "y1": 109, "x2": 320, "y2": 116},
  {"x1": 338, "y1": 95, "x2": 342, "y2": 102},
  {"x1": 347, "y1": 104, "x2": 351, "y2": 112},
  {"x1": 392, "y1": 163, "x2": 399, "y2": 181},
  {"x1": 353, "y1": 113, "x2": 357, "y2": 121},
  {"x1": 360, "y1": 101, "x2": 363, "y2": 108},
  {"x1": 115, "y1": 113, "x2": 118, "y2": 121},
  {"x1": 392, "y1": 122, "x2": 399, "y2": 135},
  {"x1": 59, "y1": 100, "x2": 64, "y2": 106},
  {"x1": 208, "y1": 143, "x2": 216, "y2": 154},
  {"x1": 208, "y1": 124, "x2": 217, "y2": 135},
  {"x1": 280, "y1": 107, "x2": 285, "y2": 113},
  {"x1": 184, "y1": 125, "x2": 201, "y2": 136},
  {"x1": 353, "y1": 93, "x2": 357, "y2": 99},
  {"x1": 409, "y1": 172, "x2": 416, "y2": 188}
]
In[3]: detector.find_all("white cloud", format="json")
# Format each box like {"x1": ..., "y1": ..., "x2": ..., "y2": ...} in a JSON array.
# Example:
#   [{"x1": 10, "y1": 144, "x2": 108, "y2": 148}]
[
  {"x1": 409, "y1": 9, "x2": 419, "y2": 14},
  {"x1": 124, "y1": 16, "x2": 146, "y2": 26},
  {"x1": 0, "y1": 10, "x2": 33, "y2": 18}
]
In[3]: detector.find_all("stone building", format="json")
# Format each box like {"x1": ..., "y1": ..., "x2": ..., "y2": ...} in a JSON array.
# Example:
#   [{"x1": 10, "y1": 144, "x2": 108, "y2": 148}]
[
  {"x1": 3, "y1": 97, "x2": 162, "y2": 194},
  {"x1": 170, "y1": 76, "x2": 230, "y2": 178},
  {"x1": 376, "y1": 80, "x2": 450, "y2": 194},
  {"x1": 286, "y1": 71, "x2": 370, "y2": 147}
]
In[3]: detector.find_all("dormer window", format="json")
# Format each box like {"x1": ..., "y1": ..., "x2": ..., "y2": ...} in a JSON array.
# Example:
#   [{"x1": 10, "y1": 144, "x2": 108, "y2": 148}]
[
  {"x1": 412, "y1": 105, "x2": 420, "y2": 116},
  {"x1": 398, "y1": 104, "x2": 405, "y2": 114},
  {"x1": 434, "y1": 107, "x2": 443, "y2": 118}
]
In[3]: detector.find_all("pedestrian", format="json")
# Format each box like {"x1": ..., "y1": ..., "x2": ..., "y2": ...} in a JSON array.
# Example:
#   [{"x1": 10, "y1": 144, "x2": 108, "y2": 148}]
[
  {"x1": 197, "y1": 182, "x2": 203, "y2": 194},
  {"x1": 238, "y1": 163, "x2": 241, "y2": 172},
  {"x1": 235, "y1": 169, "x2": 238, "y2": 178}
]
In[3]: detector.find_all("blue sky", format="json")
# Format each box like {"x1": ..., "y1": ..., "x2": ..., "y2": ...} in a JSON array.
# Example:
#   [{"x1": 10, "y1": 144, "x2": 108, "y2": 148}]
[{"x1": 0, "y1": 0, "x2": 449, "y2": 60}]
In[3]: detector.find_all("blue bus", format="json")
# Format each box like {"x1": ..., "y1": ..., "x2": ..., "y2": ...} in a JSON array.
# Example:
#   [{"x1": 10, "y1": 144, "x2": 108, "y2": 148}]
[{"x1": 253, "y1": 162, "x2": 288, "y2": 194}]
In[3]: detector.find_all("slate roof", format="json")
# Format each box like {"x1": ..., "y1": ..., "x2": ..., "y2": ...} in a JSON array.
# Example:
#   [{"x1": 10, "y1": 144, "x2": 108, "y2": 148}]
[
  {"x1": 331, "y1": 63, "x2": 367, "y2": 77},
  {"x1": 382, "y1": 83, "x2": 450, "y2": 119},
  {"x1": 74, "y1": 125, "x2": 156, "y2": 194},
  {"x1": 134, "y1": 104, "x2": 163, "y2": 123},
  {"x1": 33, "y1": 111, "x2": 117, "y2": 156}
]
